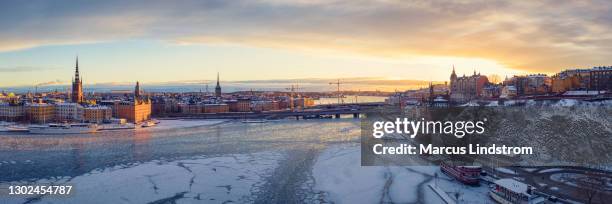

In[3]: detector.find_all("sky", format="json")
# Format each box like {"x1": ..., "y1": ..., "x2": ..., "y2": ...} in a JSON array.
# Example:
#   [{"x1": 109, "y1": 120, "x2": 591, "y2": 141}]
[{"x1": 1, "y1": 0, "x2": 611, "y2": 91}]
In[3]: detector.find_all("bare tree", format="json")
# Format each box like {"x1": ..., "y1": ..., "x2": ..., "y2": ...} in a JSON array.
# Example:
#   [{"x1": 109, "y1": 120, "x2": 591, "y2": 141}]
[
  {"x1": 488, "y1": 74, "x2": 502, "y2": 84},
  {"x1": 576, "y1": 171, "x2": 605, "y2": 204}
]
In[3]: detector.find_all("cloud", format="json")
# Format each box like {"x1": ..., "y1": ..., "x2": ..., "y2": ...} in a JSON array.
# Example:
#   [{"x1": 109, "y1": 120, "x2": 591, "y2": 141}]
[
  {"x1": 1, "y1": 0, "x2": 611, "y2": 73},
  {"x1": 149, "y1": 77, "x2": 436, "y2": 91},
  {"x1": 0, "y1": 66, "x2": 58, "y2": 72},
  {"x1": 35, "y1": 80, "x2": 63, "y2": 86}
]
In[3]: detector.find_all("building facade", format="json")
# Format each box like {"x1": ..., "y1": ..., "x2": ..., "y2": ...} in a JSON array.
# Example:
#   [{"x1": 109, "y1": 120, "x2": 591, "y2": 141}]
[
  {"x1": 26, "y1": 103, "x2": 55, "y2": 124},
  {"x1": 510, "y1": 74, "x2": 551, "y2": 95},
  {"x1": 115, "y1": 100, "x2": 152, "y2": 123},
  {"x1": 551, "y1": 66, "x2": 611, "y2": 93},
  {"x1": 203, "y1": 104, "x2": 229, "y2": 113},
  {"x1": 449, "y1": 67, "x2": 489, "y2": 102},
  {"x1": 55, "y1": 102, "x2": 83, "y2": 122},
  {"x1": 83, "y1": 106, "x2": 112, "y2": 123},
  {"x1": 227, "y1": 99, "x2": 251, "y2": 112},
  {"x1": 114, "y1": 82, "x2": 152, "y2": 123},
  {"x1": 0, "y1": 102, "x2": 25, "y2": 122},
  {"x1": 589, "y1": 66, "x2": 612, "y2": 91}
]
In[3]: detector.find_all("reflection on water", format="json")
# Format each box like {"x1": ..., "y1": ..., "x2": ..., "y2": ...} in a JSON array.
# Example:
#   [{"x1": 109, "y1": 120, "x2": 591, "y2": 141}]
[{"x1": 0, "y1": 119, "x2": 360, "y2": 182}]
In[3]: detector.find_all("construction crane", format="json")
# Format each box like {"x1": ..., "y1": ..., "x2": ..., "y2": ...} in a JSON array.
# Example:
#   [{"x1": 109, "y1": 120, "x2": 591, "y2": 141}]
[{"x1": 329, "y1": 79, "x2": 343, "y2": 104}]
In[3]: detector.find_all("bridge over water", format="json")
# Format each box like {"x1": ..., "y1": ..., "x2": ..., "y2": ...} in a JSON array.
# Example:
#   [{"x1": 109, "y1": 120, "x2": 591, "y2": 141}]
[{"x1": 161, "y1": 102, "x2": 388, "y2": 120}]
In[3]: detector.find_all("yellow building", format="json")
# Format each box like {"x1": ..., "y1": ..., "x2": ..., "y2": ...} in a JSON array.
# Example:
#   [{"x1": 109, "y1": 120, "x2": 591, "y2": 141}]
[
  {"x1": 115, "y1": 100, "x2": 151, "y2": 123},
  {"x1": 113, "y1": 82, "x2": 152, "y2": 123},
  {"x1": 551, "y1": 75, "x2": 581, "y2": 93},
  {"x1": 26, "y1": 103, "x2": 55, "y2": 124}
]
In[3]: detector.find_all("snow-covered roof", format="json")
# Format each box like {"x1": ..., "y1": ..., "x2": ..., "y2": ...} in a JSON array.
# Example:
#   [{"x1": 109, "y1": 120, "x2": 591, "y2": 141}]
[
  {"x1": 433, "y1": 96, "x2": 447, "y2": 102},
  {"x1": 494, "y1": 178, "x2": 533, "y2": 196},
  {"x1": 460, "y1": 101, "x2": 479, "y2": 107},
  {"x1": 26, "y1": 103, "x2": 52, "y2": 107},
  {"x1": 84, "y1": 105, "x2": 111, "y2": 110}
]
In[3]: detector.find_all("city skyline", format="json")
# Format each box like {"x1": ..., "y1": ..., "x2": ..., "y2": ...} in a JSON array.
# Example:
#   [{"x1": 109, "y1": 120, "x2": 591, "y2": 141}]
[{"x1": 1, "y1": 0, "x2": 611, "y2": 87}]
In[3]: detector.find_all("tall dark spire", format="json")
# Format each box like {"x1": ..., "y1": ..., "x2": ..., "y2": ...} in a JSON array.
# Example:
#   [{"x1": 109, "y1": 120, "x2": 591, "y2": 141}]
[
  {"x1": 71, "y1": 56, "x2": 84, "y2": 103},
  {"x1": 450, "y1": 65, "x2": 457, "y2": 81},
  {"x1": 215, "y1": 72, "x2": 222, "y2": 97},
  {"x1": 75, "y1": 56, "x2": 80, "y2": 80},
  {"x1": 135, "y1": 81, "x2": 141, "y2": 98}
]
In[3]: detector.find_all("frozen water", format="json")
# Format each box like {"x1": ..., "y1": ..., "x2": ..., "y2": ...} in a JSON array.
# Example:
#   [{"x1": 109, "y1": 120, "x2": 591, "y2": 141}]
[
  {"x1": 2, "y1": 152, "x2": 281, "y2": 204},
  {"x1": 311, "y1": 144, "x2": 491, "y2": 203}
]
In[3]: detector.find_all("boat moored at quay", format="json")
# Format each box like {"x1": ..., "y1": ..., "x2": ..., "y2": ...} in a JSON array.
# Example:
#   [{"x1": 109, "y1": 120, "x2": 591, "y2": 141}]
[
  {"x1": 28, "y1": 123, "x2": 100, "y2": 134},
  {"x1": 440, "y1": 161, "x2": 482, "y2": 185}
]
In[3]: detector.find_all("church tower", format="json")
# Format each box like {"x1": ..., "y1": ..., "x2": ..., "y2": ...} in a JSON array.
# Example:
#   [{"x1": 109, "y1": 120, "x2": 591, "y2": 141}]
[
  {"x1": 135, "y1": 81, "x2": 141, "y2": 98},
  {"x1": 449, "y1": 65, "x2": 457, "y2": 94},
  {"x1": 450, "y1": 65, "x2": 457, "y2": 82},
  {"x1": 215, "y1": 72, "x2": 222, "y2": 97},
  {"x1": 71, "y1": 56, "x2": 84, "y2": 103}
]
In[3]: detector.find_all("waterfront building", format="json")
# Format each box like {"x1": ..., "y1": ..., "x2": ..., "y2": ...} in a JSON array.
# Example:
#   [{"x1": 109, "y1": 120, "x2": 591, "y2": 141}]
[
  {"x1": 115, "y1": 100, "x2": 152, "y2": 123},
  {"x1": 72, "y1": 57, "x2": 84, "y2": 103},
  {"x1": 251, "y1": 100, "x2": 280, "y2": 112},
  {"x1": 83, "y1": 106, "x2": 112, "y2": 123},
  {"x1": 500, "y1": 86, "x2": 517, "y2": 99},
  {"x1": 114, "y1": 82, "x2": 152, "y2": 123},
  {"x1": 55, "y1": 102, "x2": 83, "y2": 122},
  {"x1": 482, "y1": 84, "x2": 501, "y2": 98},
  {"x1": 551, "y1": 66, "x2": 611, "y2": 93},
  {"x1": 178, "y1": 102, "x2": 202, "y2": 114},
  {"x1": 227, "y1": 99, "x2": 251, "y2": 112},
  {"x1": 152, "y1": 98, "x2": 180, "y2": 116},
  {"x1": 26, "y1": 103, "x2": 55, "y2": 123},
  {"x1": 215, "y1": 73, "x2": 222, "y2": 97},
  {"x1": 0, "y1": 102, "x2": 25, "y2": 122},
  {"x1": 551, "y1": 73, "x2": 582, "y2": 94},
  {"x1": 203, "y1": 103, "x2": 229, "y2": 113},
  {"x1": 589, "y1": 66, "x2": 612, "y2": 91},
  {"x1": 510, "y1": 74, "x2": 551, "y2": 95},
  {"x1": 449, "y1": 67, "x2": 489, "y2": 102},
  {"x1": 292, "y1": 97, "x2": 315, "y2": 109}
]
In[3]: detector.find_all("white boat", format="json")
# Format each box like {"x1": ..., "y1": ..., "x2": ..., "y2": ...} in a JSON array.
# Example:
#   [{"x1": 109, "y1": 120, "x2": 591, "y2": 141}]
[
  {"x1": 241, "y1": 119, "x2": 267, "y2": 123},
  {"x1": 4, "y1": 125, "x2": 29, "y2": 132},
  {"x1": 29, "y1": 123, "x2": 99, "y2": 134},
  {"x1": 141, "y1": 121, "x2": 157, "y2": 128},
  {"x1": 490, "y1": 178, "x2": 546, "y2": 204}
]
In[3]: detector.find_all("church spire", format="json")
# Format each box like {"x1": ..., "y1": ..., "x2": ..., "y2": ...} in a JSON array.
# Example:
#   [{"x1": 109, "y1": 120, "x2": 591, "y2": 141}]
[
  {"x1": 450, "y1": 65, "x2": 457, "y2": 81},
  {"x1": 75, "y1": 56, "x2": 80, "y2": 80},
  {"x1": 215, "y1": 72, "x2": 222, "y2": 97},
  {"x1": 71, "y1": 56, "x2": 83, "y2": 103},
  {"x1": 135, "y1": 81, "x2": 141, "y2": 98}
]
